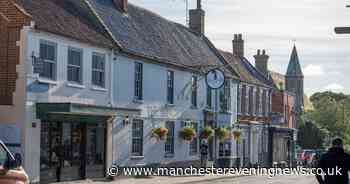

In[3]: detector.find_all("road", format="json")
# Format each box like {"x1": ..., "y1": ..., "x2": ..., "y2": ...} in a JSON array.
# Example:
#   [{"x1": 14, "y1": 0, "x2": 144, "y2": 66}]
[{"x1": 191, "y1": 175, "x2": 317, "y2": 184}]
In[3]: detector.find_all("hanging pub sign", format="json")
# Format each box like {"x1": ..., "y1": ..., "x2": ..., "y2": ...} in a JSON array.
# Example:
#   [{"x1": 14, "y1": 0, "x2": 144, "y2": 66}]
[{"x1": 205, "y1": 68, "x2": 225, "y2": 89}]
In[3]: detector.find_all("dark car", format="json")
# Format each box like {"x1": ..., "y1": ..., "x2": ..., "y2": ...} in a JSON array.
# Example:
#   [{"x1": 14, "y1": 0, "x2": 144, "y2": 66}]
[{"x1": 0, "y1": 140, "x2": 29, "y2": 184}]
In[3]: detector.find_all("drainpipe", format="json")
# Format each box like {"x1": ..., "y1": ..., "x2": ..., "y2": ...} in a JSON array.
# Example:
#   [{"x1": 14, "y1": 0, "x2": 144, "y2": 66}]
[{"x1": 109, "y1": 49, "x2": 115, "y2": 107}]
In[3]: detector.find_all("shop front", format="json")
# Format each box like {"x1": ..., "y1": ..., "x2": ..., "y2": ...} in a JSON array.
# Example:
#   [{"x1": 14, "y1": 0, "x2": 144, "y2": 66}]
[
  {"x1": 36, "y1": 103, "x2": 140, "y2": 183},
  {"x1": 268, "y1": 126, "x2": 295, "y2": 167}
]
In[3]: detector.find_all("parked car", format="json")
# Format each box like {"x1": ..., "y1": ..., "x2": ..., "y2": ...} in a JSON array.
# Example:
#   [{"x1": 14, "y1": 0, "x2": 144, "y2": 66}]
[
  {"x1": 300, "y1": 149, "x2": 315, "y2": 166},
  {"x1": 0, "y1": 140, "x2": 29, "y2": 184}
]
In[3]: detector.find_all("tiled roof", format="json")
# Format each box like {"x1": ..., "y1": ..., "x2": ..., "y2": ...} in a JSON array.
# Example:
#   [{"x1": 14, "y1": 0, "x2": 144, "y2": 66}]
[
  {"x1": 286, "y1": 45, "x2": 303, "y2": 76},
  {"x1": 220, "y1": 50, "x2": 273, "y2": 88},
  {"x1": 86, "y1": 0, "x2": 230, "y2": 70},
  {"x1": 15, "y1": 0, "x2": 114, "y2": 49}
]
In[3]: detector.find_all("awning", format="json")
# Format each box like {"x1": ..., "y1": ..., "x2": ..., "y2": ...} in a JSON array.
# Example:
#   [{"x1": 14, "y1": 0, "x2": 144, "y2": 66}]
[{"x1": 36, "y1": 103, "x2": 140, "y2": 123}]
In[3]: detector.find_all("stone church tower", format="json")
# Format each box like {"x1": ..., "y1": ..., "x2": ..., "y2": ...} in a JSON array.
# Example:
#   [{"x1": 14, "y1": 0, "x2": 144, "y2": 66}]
[{"x1": 285, "y1": 45, "x2": 304, "y2": 114}]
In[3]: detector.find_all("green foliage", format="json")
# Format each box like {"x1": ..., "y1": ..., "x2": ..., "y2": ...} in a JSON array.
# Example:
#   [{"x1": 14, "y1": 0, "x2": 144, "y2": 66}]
[
  {"x1": 201, "y1": 126, "x2": 214, "y2": 139},
  {"x1": 297, "y1": 120, "x2": 327, "y2": 149},
  {"x1": 304, "y1": 91, "x2": 350, "y2": 148},
  {"x1": 215, "y1": 127, "x2": 230, "y2": 142},
  {"x1": 179, "y1": 127, "x2": 196, "y2": 141},
  {"x1": 151, "y1": 127, "x2": 168, "y2": 140}
]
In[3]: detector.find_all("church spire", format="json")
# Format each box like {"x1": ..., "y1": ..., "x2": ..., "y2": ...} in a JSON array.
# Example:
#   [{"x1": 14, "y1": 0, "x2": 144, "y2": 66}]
[{"x1": 286, "y1": 45, "x2": 303, "y2": 77}]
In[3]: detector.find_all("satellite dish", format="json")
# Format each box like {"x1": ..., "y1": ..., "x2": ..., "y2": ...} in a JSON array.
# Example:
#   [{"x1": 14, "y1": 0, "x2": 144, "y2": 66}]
[{"x1": 205, "y1": 69, "x2": 225, "y2": 89}]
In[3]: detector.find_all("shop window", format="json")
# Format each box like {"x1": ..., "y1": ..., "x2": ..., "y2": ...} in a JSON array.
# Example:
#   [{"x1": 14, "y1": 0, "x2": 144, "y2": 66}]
[{"x1": 131, "y1": 119, "x2": 143, "y2": 156}]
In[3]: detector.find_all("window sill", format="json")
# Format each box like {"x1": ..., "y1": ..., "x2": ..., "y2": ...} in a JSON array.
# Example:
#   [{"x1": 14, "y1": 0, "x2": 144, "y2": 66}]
[
  {"x1": 130, "y1": 155, "x2": 145, "y2": 160},
  {"x1": 37, "y1": 78, "x2": 58, "y2": 85},
  {"x1": 66, "y1": 83, "x2": 85, "y2": 89},
  {"x1": 91, "y1": 86, "x2": 107, "y2": 92},
  {"x1": 133, "y1": 99, "x2": 144, "y2": 104}
]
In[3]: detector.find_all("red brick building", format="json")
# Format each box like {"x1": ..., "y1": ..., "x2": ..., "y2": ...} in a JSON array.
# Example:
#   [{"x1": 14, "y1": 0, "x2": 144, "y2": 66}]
[{"x1": 271, "y1": 90, "x2": 296, "y2": 129}]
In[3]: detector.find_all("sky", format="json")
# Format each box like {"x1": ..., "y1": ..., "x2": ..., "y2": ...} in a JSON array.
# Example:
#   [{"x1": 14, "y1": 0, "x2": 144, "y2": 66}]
[{"x1": 129, "y1": 0, "x2": 350, "y2": 96}]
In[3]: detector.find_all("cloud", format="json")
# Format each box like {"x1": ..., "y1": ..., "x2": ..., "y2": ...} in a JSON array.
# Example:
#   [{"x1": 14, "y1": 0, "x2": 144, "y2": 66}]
[
  {"x1": 324, "y1": 83, "x2": 344, "y2": 91},
  {"x1": 303, "y1": 64, "x2": 325, "y2": 76}
]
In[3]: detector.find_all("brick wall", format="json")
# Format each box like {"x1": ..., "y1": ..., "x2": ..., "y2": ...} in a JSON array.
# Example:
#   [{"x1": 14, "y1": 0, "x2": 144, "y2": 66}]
[
  {"x1": 272, "y1": 91, "x2": 284, "y2": 114},
  {"x1": 0, "y1": 0, "x2": 30, "y2": 105},
  {"x1": 272, "y1": 90, "x2": 296, "y2": 128}
]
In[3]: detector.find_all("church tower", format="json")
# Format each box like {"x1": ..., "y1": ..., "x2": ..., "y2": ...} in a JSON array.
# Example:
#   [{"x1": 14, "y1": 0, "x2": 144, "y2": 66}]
[{"x1": 285, "y1": 45, "x2": 304, "y2": 114}]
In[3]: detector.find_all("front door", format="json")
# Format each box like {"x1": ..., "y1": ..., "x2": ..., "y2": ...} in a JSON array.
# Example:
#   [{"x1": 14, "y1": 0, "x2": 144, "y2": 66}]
[{"x1": 60, "y1": 123, "x2": 85, "y2": 181}]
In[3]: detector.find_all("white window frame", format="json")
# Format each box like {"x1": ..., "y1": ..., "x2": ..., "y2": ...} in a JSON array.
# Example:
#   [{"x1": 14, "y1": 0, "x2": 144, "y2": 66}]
[
  {"x1": 91, "y1": 52, "x2": 106, "y2": 88},
  {"x1": 166, "y1": 70, "x2": 175, "y2": 105},
  {"x1": 67, "y1": 47, "x2": 83, "y2": 84},
  {"x1": 165, "y1": 121, "x2": 175, "y2": 156},
  {"x1": 131, "y1": 119, "x2": 143, "y2": 156},
  {"x1": 39, "y1": 40, "x2": 57, "y2": 80},
  {"x1": 134, "y1": 62, "x2": 143, "y2": 100}
]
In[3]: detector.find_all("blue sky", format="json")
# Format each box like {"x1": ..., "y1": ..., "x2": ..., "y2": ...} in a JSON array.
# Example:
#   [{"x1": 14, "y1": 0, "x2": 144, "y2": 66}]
[{"x1": 130, "y1": 0, "x2": 350, "y2": 96}]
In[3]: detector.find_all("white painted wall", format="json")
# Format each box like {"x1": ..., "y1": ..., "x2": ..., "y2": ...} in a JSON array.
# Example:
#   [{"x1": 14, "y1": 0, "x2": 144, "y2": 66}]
[
  {"x1": 112, "y1": 55, "x2": 207, "y2": 166},
  {"x1": 22, "y1": 29, "x2": 113, "y2": 183},
  {"x1": 1, "y1": 26, "x2": 240, "y2": 181},
  {"x1": 111, "y1": 54, "x2": 239, "y2": 166}
]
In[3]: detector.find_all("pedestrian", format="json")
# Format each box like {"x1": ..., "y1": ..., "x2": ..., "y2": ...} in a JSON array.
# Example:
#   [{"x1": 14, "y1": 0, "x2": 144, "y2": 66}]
[
  {"x1": 315, "y1": 138, "x2": 350, "y2": 184},
  {"x1": 200, "y1": 139, "x2": 209, "y2": 168}
]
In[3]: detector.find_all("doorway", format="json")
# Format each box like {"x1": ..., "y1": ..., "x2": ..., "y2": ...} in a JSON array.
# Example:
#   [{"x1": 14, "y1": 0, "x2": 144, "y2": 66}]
[{"x1": 40, "y1": 122, "x2": 106, "y2": 183}]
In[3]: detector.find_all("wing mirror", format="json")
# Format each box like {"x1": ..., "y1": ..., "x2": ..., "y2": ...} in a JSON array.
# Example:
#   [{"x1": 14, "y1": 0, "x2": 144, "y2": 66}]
[{"x1": 4, "y1": 153, "x2": 22, "y2": 170}]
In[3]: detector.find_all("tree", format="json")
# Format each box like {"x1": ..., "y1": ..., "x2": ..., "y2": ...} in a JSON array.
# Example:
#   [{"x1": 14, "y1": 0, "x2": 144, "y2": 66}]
[
  {"x1": 298, "y1": 120, "x2": 327, "y2": 149},
  {"x1": 305, "y1": 91, "x2": 350, "y2": 148}
]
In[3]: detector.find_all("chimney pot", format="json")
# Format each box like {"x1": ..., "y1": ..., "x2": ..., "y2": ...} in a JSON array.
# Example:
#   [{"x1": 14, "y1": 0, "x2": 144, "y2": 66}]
[
  {"x1": 254, "y1": 49, "x2": 269, "y2": 78},
  {"x1": 189, "y1": 0, "x2": 205, "y2": 35},
  {"x1": 238, "y1": 34, "x2": 242, "y2": 40},
  {"x1": 232, "y1": 33, "x2": 244, "y2": 57}
]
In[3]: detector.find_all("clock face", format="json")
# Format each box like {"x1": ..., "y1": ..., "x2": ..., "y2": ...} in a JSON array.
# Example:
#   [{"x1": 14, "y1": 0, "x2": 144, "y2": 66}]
[{"x1": 205, "y1": 69, "x2": 225, "y2": 89}]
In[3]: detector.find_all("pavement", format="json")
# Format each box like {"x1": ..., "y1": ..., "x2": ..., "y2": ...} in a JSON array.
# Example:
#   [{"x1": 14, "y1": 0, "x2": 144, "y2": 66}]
[{"x1": 51, "y1": 174, "x2": 317, "y2": 184}]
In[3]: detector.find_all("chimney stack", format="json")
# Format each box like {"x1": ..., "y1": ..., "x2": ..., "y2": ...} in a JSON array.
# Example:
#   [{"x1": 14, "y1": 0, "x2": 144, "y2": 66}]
[
  {"x1": 189, "y1": 0, "x2": 205, "y2": 35},
  {"x1": 113, "y1": 0, "x2": 128, "y2": 13},
  {"x1": 254, "y1": 49, "x2": 270, "y2": 78},
  {"x1": 232, "y1": 34, "x2": 244, "y2": 57}
]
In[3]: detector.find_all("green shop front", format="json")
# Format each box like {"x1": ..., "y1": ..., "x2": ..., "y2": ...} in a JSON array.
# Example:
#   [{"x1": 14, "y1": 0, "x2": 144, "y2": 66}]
[{"x1": 36, "y1": 103, "x2": 139, "y2": 183}]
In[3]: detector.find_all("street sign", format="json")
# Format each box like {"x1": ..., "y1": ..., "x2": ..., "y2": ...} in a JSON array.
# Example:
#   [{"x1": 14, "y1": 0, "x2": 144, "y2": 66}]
[{"x1": 205, "y1": 69, "x2": 225, "y2": 89}]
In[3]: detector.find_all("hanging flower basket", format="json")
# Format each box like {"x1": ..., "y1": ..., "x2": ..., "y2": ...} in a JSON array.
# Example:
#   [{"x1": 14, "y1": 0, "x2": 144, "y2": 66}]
[
  {"x1": 200, "y1": 126, "x2": 214, "y2": 139},
  {"x1": 179, "y1": 127, "x2": 196, "y2": 142},
  {"x1": 215, "y1": 127, "x2": 230, "y2": 142},
  {"x1": 232, "y1": 130, "x2": 242, "y2": 140},
  {"x1": 151, "y1": 127, "x2": 168, "y2": 141}
]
